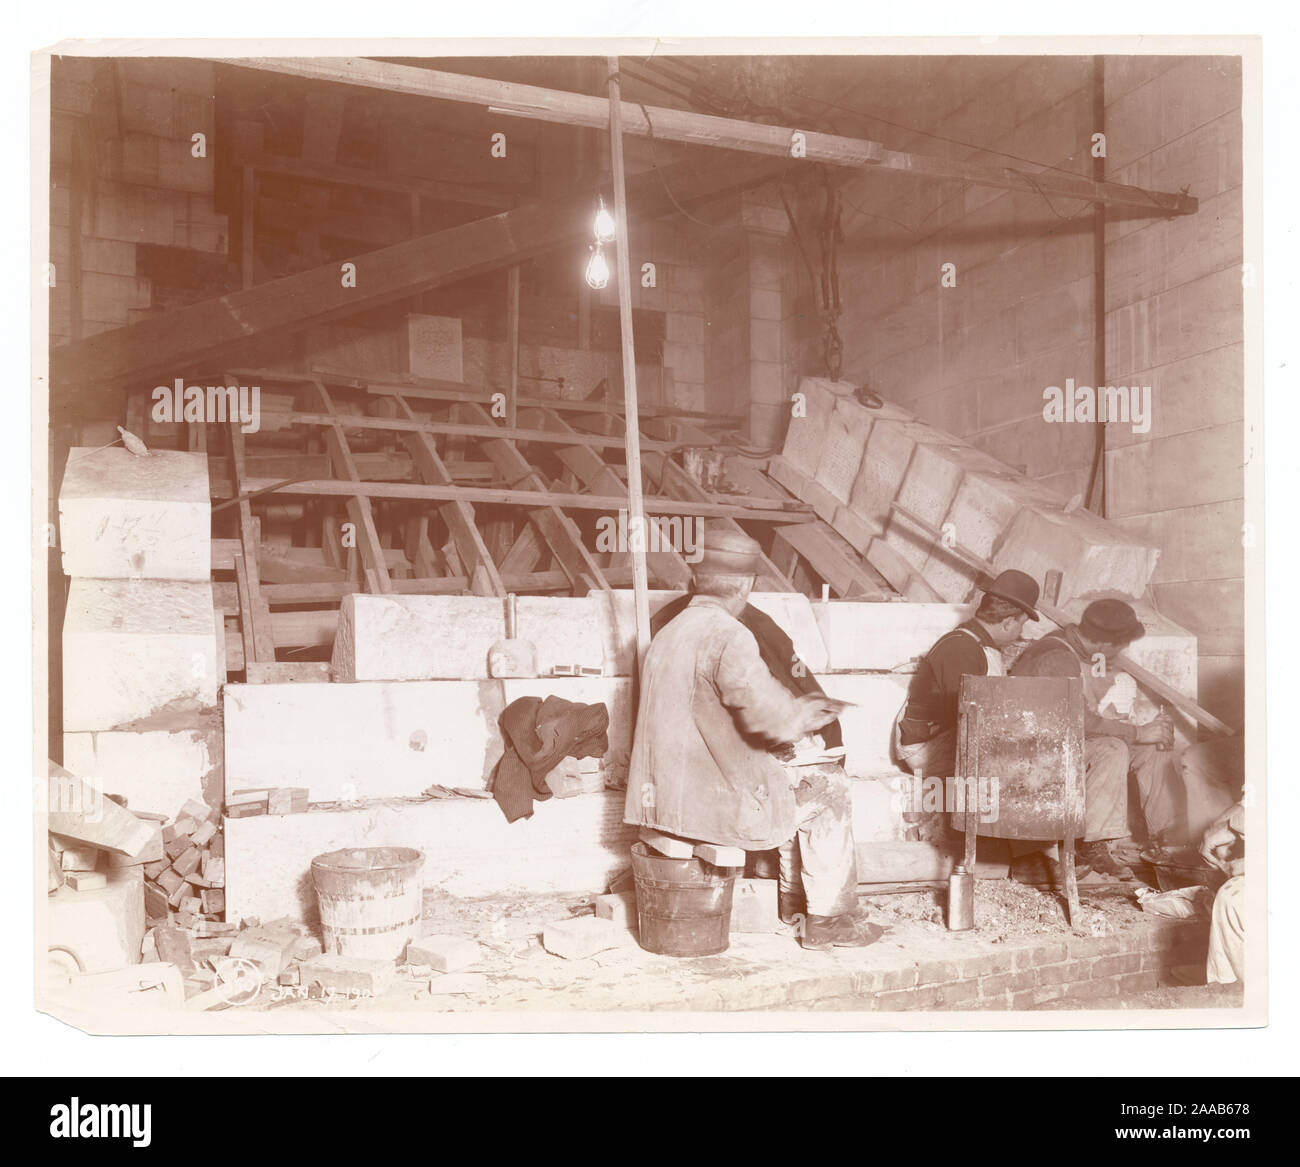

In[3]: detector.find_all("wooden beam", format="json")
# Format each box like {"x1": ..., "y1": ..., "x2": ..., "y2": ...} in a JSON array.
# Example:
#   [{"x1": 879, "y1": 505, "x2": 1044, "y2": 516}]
[
  {"x1": 224, "y1": 57, "x2": 1198, "y2": 217},
  {"x1": 456, "y1": 401, "x2": 610, "y2": 594},
  {"x1": 53, "y1": 152, "x2": 786, "y2": 404},
  {"x1": 312, "y1": 380, "x2": 392, "y2": 594},
  {"x1": 506, "y1": 265, "x2": 520, "y2": 429},
  {"x1": 226, "y1": 424, "x2": 275, "y2": 663}
]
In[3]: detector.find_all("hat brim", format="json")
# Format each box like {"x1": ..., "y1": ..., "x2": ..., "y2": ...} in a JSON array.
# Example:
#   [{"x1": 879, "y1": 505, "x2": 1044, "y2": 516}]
[
  {"x1": 1079, "y1": 617, "x2": 1145, "y2": 645},
  {"x1": 982, "y1": 585, "x2": 1040, "y2": 621}
]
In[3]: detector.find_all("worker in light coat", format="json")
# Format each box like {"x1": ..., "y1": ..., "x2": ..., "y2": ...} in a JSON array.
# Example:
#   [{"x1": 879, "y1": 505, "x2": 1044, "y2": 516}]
[{"x1": 626, "y1": 527, "x2": 881, "y2": 950}]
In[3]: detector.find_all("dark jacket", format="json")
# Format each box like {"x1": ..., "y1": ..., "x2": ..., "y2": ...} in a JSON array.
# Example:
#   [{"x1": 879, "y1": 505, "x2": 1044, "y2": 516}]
[
  {"x1": 900, "y1": 619, "x2": 997, "y2": 744},
  {"x1": 492, "y1": 696, "x2": 609, "y2": 823}
]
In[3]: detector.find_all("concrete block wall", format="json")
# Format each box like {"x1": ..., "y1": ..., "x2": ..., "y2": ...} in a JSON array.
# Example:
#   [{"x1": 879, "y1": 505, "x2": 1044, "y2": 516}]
[
  {"x1": 1102, "y1": 57, "x2": 1245, "y2": 729},
  {"x1": 50, "y1": 57, "x2": 226, "y2": 347}
]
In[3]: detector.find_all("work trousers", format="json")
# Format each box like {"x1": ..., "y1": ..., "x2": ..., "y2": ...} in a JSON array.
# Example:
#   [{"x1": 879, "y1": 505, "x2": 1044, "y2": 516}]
[
  {"x1": 1207, "y1": 875, "x2": 1245, "y2": 984},
  {"x1": 896, "y1": 727, "x2": 957, "y2": 781},
  {"x1": 1084, "y1": 736, "x2": 1183, "y2": 843},
  {"x1": 777, "y1": 763, "x2": 859, "y2": 918}
]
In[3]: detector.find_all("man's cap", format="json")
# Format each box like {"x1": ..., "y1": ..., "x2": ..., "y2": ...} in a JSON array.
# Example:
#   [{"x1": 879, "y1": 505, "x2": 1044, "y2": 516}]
[
  {"x1": 979, "y1": 569, "x2": 1040, "y2": 620},
  {"x1": 1078, "y1": 597, "x2": 1145, "y2": 645},
  {"x1": 694, "y1": 525, "x2": 763, "y2": 577}
]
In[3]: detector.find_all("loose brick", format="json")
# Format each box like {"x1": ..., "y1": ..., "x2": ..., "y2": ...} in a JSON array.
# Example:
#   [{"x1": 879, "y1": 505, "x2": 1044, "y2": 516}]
[
  {"x1": 155, "y1": 868, "x2": 186, "y2": 895},
  {"x1": 593, "y1": 891, "x2": 638, "y2": 930},
  {"x1": 154, "y1": 926, "x2": 193, "y2": 971},
  {"x1": 300, "y1": 954, "x2": 395, "y2": 997},
  {"x1": 171, "y1": 846, "x2": 201, "y2": 878},
  {"x1": 407, "y1": 934, "x2": 482, "y2": 972},
  {"x1": 201, "y1": 888, "x2": 224, "y2": 915},
  {"x1": 65, "y1": 870, "x2": 107, "y2": 891},
  {"x1": 58, "y1": 844, "x2": 100, "y2": 872},
  {"x1": 541, "y1": 917, "x2": 623, "y2": 961},
  {"x1": 229, "y1": 930, "x2": 296, "y2": 978},
  {"x1": 291, "y1": 935, "x2": 323, "y2": 962},
  {"x1": 189, "y1": 820, "x2": 217, "y2": 848}
]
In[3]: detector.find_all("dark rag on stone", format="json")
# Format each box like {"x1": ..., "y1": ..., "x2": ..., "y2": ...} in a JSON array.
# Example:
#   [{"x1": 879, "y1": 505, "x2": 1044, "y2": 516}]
[{"x1": 492, "y1": 695, "x2": 610, "y2": 823}]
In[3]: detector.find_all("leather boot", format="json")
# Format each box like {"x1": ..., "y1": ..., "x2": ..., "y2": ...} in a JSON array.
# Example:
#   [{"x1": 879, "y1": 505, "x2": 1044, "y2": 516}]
[
  {"x1": 778, "y1": 888, "x2": 806, "y2": 926},
  {"x1": 800, "y1": 913, "x2": 884, "y2": 950}
]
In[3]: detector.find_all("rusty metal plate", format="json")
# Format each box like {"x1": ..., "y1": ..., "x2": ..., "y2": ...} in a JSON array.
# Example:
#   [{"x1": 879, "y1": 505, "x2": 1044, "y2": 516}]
[{"x1": 957, "y1": 675, "x2": 1085, "y2": 841}]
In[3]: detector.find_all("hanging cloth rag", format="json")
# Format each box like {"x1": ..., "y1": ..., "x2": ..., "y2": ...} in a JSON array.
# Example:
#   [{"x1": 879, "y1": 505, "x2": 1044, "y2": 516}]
[{"x1": 491, "y1": 695, "x2": 610, "y2": 823}]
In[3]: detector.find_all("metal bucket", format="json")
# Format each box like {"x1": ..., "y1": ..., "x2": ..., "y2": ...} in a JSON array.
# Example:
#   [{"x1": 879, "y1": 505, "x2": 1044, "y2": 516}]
[
  {"x1": 311, "y1": 847, "x2": 424, "y2": 961},
  {"x1": 630, "y1": 842, "x2": 736, "y2": 957}
]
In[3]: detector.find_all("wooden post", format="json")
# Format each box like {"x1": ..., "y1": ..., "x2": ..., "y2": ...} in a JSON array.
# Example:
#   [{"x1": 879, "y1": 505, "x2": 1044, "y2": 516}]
[
  {"x1": 506, "y1": 266, "x2": 520, "y2": 428},
  {"x1": 608, "y1": 57, "x2": 652, "y2": 673}
]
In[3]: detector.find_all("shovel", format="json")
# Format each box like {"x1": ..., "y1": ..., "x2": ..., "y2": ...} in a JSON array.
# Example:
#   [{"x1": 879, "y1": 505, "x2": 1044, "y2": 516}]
[{"x1": 487, "y1": 593, "x2": 538, "y2": 678}]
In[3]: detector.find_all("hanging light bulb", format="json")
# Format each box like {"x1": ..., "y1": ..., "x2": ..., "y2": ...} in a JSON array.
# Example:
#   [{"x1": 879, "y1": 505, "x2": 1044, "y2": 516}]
[
  {"x1": 584, "y1": 244, "x2": 610, "y2": 290},
  {"x1": 593, "y1": 196, "x2": 617, "y2": 244}
]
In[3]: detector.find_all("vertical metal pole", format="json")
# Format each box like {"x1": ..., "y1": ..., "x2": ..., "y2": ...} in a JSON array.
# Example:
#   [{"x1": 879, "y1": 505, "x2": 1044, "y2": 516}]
[{"x1": 607, "y1": 56, "x2": 652, "y2": 675}]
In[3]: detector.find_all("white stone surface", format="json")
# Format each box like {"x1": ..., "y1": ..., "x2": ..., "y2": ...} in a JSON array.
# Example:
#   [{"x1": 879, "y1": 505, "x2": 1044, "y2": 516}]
[
  {"x1": 515, "y1": 595, "x2": 606, "y2": 675},
  {"x1": 58, "y1": 448, "x2": 210, "y2": 580},
  {"x1": 814, "y1": 672, "x2": 911, "y2": 777},
  {"x1": 330, "y1": 594, "x2": 506, "y2": 681},
  {"x1": 45, "y1": 869, "x2": 145, "y2": 973},
  {"x1": 62, "y1": 579, "x2": 218, "y2": 730},
  {"x1": 813, "y1": 601, "x2": 973, "y2": 672},
  {"x1": 224, "y1": 680, "x2": 508, "y2": 801},
  {"x1": 225, "y1": 790, "x2": 637, "y2": 925},
  {"x1": 593, "y1": 588, "x2": 687, "y2": 677},
  {"x1": 747, "y1": 592, "x2": 829, "y2": 673},
  {"x1": 63, "y1": 727, "x2": 219, "y2": 820}
]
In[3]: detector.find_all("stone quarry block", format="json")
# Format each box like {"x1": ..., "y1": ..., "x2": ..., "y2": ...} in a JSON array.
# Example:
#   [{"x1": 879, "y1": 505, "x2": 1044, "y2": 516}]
[
  {"x1": 884, "y1": 502, "x2": 940, "y2": 571},
  {"x1": 593, "y1": 588, "x2": 687, "y2": 677},
  {"x1": 62, "y1": 725, "x2": 221, "y2": 820},
  {"x1": 300, "y1": 953, "x2": 396, "y2": 997},
  {"x1": 813, "y1": 674, "x2": 912, "y2": 778},
  {"x1": 991, "y1": 507, "x2": 1160, "y2": 607},
  {"x1": 781, "y1": 379, "x2": 840, "y2": 478},
  {"x1": 851, "y1": 776, "x2": 906, "y2": 843},
  {"x1": 848, "y1": 419, "x2": 925, "y2": 523},
  {"x1": 223, "y1": 680, "x2": 507, "y2": 801},
  {"x1": 515, "y1": 595, "x2": 606, "y2": 675},
  {"x1": 542, "y1": 916, "x2": 625, "y2": 960},
  {"x1": 65, "y1": 870, "x2": 108, "y2": 891},
  {"x1": 46, "y1": 762, "x2": 160, "y2": 858},
  {"x1": 896, "y1": 442, "x2": 982, "y2": 530},
  {"x1": 408, "y1": 313, "x2": 463, "y2": 381},
  {"x1": 407, "y1": 934, "x2": 481, "y2": 973},
  {"x1": 812, "y1": 601, "x2": 973, "y2": 672},
  {"x1": 224, "y1": 791, "x2": 637, "y2": 926},
  {"x1": 62, "y1": 579, "x2": 218, "y2": 731},
  {"x1": 593, "y1": 891, "x2": 637, "y2": 930},
  {"x1": 766, "y1": 454, "x2": 811, "y2": 500},
  {"x1": 58, "y1": 447, "x2": 210, "y2": 580},
  {"x1": 941, "y1": 470, "x2": 1059, "y2": 560},
  {"x1": 331, "y1": 594, "x2": 506, "y2": 681},
  {"x1": 813, "y1": 405, "x2": 869, "y2": 504},
  {"x1": 730, "y1": 878, "x2": 781, "y2": 933},
  {"x1": 45, "y1": 869, "x2": 145, "y2": 974}
]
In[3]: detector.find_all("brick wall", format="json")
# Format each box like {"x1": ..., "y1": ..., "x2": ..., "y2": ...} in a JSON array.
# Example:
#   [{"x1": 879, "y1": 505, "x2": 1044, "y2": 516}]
[{"x1": 1102, "y1": 57, "x2": 1245, "y2": 728}]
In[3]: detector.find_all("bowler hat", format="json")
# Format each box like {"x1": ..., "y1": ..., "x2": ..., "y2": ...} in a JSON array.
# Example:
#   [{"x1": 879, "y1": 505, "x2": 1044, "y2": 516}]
[
  {"x1": 979, "y1": 569, "x2": 1040, "y2": 620},
  {"x1": 1078, "y1": 598, "x2": 1145, "y2": 645},
  {"x1": 694, "y1": 525, "x2": 763, "y2": 577}
]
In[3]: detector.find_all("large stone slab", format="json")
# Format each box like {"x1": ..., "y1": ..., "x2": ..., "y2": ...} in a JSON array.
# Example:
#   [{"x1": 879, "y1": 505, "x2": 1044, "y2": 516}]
[
  {"x1": 593, "y1": 588, "x2": 687, "y2": 677},
  {"x1": 62, "y1": 579, "x2": 218, "y2": 730},
  {"x1": 814, "y1": 672, "x2": 911, "y2": 777},
  {"x1": 812, "y1": 601, "x2": 972, "y2": 672},
  {"x1": 780, "y1": 378, "x2": 839, "y2": 477},
  {"x1": 63, "y1": 723, "x2": 222, "y2": 819},
  {"x1": 991, "y1": 507, "x2": 1161, "y2": 607},
  {"x1": 58, "y1": 448, "x2": 210, "y2": 581},
  {"x1": 940, "y1": 470, "x2": 1060, "y2": 560},
  {"x1": 223, "y1": 680, "x2": 507, "y2": 801},
  {"x1": 515, "y1": 596, "x2": 606, "y2": 675},
  {"x1": 747, "y1": 593, "x2": 829, "y2": 673},
  {"x1": 44, "y1": 869, "x2": 145, "y2": 973},
  {"x1": 813, "y1": 404, "x2": 868, "y2": 504},
  {"x1": 331, "y1": 594, "x2": 506, "y2": 681},
  {"x1": 224, "y1": 790, "x2": 637, "y2": 925}
]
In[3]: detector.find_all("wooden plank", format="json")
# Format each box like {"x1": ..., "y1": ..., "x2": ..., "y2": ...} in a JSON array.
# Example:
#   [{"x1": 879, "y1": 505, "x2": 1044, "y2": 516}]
[
  {"x1": 773, "y1": 521, "x2": 892, "y2": 599},
  {"x1": 53, "y1": 152, "x2": 785, "y2": 403},
  {"x1": 311, "y1": 381, "x2": 392, "y2": 594},
  {"x1": 387, "y1": 395, "x2": 505, "y2": 598},
  {"x1": 226, "y1": 57, "x2": 1198, "y2": 216},
  {"x1": 506, "y1": 265, "x2": 520, "y2": 429},
  {"x1": 456, "y1": 401, "x2": 610, "y2": 593},
  {"x1": 227, "y1": 423, "x2": 276, "y2": 663}
]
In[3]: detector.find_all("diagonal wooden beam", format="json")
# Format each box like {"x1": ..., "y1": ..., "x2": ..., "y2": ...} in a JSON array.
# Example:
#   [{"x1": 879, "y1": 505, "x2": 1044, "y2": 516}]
[
  {"x1": 225, "y1": 57, "x2": 1198, "y2": 217},
  {"x1": 52, "y1": 152, "x2": 788, "y2": 408}
]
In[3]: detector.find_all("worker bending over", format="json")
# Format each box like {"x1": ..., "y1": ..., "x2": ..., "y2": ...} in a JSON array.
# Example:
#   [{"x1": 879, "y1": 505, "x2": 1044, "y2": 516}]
[
  {"x1": 1200, "y1": 801, "x2": 1245, "y2": 984},
  {"x1": 894, "y1": 569, "x2": 1041, "y2": 780},
  {"x1": 1011, "y1": 598, "x2": 1179, "y2": 878},
  {"x1": 625, "y1": 527, "x2": 881, "y2": 950}
]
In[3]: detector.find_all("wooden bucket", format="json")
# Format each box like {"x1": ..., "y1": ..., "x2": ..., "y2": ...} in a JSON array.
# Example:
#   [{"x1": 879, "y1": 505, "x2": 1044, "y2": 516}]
[{"x1": 311, "y1": 847, "x2": 424, "y2": 961}]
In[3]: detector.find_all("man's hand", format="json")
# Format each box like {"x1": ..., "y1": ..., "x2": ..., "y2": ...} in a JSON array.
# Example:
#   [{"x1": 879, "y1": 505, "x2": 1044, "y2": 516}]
[
  {"x1": 1135, "y1": 712, "x2": 1174, "y2": 748},
  {"x1": 795, "y1": 695, "x2": 851, "y2": 736},
  {"x1": 1199, "y1": 815, "x2": 1240, "y2": 875}
]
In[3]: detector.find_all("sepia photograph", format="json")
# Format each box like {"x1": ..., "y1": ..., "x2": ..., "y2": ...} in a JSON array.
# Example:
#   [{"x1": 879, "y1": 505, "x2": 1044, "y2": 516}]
[{"x1": 31, "y1": 32, "x2": 1265, "y2": 1047}]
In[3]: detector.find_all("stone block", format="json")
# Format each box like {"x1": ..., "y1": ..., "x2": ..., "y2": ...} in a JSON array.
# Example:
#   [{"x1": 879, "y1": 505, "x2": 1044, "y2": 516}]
[
  {"x1": 45, "y1": 869, "x2": 145, "y2": 974},
  {"x1": 592, "y1": 587, "x2": 685, "y2": 677},
  {"x1": 941, "y1": 470, "x2": 1059, "y2": 560},
  {"x1": 330, "y1": 594, "x2": 506, "y2": 681},
  {"x1": 814, "y1": 674, "x2": 912, "y2": 778},
  {"x1": 864, "y1": 538, "x2": 915, "y2": 594},
  {"x1": 225, "y1": 791, "x2": 637, "y2": 925},
  {"x1": 65, "y1": 870, "x2": 108, "y2": 891},
  {"x1": 542, "y1": 916, "x2": 625, "y2": 959},
  {"x1": 849, "y1": 418, "x2": 945, "y2": 523},
  {"x1": 991, "y1": 507, "x2": 1160, "y2": 606},
  {"x1": 851, "y1": 776, "x2": 906, "y2": 842},
  {"x1": 408, "y1": 934, "x2": 481, "y2": 973},
  {"x1": 593, "y1": 891, "x2": 637, "y2": 930},
  {"x1": 516, "y1": 595, "x2": 606, "y2": 675},
  {"x1": 62, "y1": 579, "x2": 218, "y2": 731},
  {"x1": 830, "y1": 504, "x2": 882, "y2": 554},
  {"x1": 407, "y1": 314, "x2": 463, "y2": 381},
  {"x1": 224, "y1": 680, "x2": 507, "y2": 801},
  {"x1": 62, "y1": 724, "x2": 221, "y2": 820},
  {"x1": 300, "y1": 954, "x2": 396, "y2": 997},
  {"x1": 229, "y1": 928, "x2": 297, "y2": 978},
  {"x1": 812, "y1": 601, "x2": 972, "y2": 671},
  {"x1": 59, "y1": 448, "x2": 210, "y2": 580},
  {"x1": 884, "y1": 502, "x2": 939, "y2": 572},
  {"x1": 766, "y1": 454, "x2": 810, "y2": 500},
  {"x1": 896, "y1": 443, "x2": 983, "y2": 530},
  {"x1": 813, "y1": 405, "x2": 868, "y2": 504},
  {"x1": 781, "y1": 378, "x2": 838, "y2": 477},
  {"x1": 747, "y1": 592, "x2": 829, "y2": 672}
]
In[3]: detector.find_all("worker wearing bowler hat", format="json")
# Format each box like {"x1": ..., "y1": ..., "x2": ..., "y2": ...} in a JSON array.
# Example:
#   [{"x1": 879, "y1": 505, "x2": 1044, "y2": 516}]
[
  {"x1": 894, "y1": 569, "x2": 1042, "y2": 782},
  {"x1": 626, "y1": 525, "x2": 882, "y2": 951},
  {"x1": 1011, "y1": 597, "x2": 1180, "y2": 880}
]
